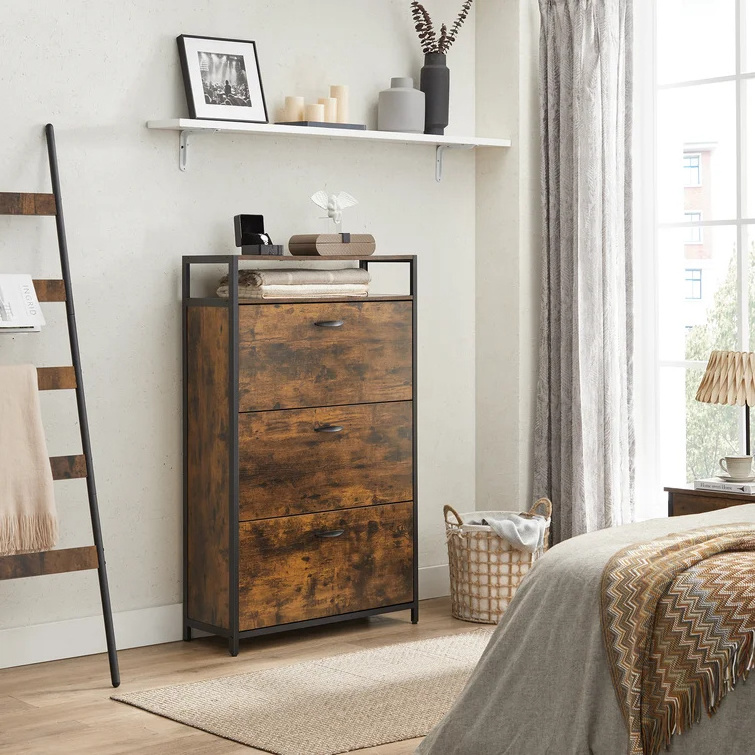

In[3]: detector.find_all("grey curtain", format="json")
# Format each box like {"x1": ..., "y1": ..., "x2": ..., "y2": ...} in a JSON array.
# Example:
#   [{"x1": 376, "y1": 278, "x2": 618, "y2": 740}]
[{"x1": 534, "y1": 0, "x2": 635, "y2": 543}]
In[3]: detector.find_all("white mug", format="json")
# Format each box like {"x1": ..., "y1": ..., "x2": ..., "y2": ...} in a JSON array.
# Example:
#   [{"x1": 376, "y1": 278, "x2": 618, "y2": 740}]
[{"x1": 719, "y1": 455, "x2": 754, "y2": 479}]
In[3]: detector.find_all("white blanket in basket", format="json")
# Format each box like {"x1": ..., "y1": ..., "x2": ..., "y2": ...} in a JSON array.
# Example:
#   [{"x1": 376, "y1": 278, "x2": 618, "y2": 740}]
[{"x1": 466, "y1": 512, "x2": 549, "y2": 554}]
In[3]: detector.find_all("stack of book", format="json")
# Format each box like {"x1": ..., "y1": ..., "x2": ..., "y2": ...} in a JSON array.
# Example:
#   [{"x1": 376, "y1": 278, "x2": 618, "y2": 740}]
[
  {"x1": 694, "y1": 478, "x2": 755, "y2": 495},
  {"x1": 217, "y1": 268, "x2": 371, "y2": 299},
  {"x1": 0, "y1": 274, "x2": 45, "y2": 333}
]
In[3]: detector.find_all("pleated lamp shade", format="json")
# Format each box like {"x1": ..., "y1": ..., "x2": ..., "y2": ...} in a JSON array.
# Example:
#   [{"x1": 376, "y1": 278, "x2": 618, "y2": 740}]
[{"x1": 695, "y1": 351, "x2": 755, "y2": 406}]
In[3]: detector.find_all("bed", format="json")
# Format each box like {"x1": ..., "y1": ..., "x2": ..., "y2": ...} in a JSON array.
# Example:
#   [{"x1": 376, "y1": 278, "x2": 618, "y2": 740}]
[{"x1": 417, "y1": 505, "x2": 755, "y2": 755}]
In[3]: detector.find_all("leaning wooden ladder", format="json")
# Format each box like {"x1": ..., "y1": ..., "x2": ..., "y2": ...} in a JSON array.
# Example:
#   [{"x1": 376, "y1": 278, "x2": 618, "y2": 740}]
[{"x1": 0, "y1": 124, "x2": 119, "y2": 687}]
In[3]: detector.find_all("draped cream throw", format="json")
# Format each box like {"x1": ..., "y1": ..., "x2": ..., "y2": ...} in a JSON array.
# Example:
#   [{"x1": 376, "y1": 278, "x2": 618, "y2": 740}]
[{"x1": 0, "y1": 364, "x2": 58, "y2": 555}]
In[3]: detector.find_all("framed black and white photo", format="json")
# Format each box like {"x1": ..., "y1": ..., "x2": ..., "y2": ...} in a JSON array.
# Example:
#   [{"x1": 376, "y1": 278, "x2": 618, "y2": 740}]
[{"x1": 177, "y1": 35, "x2": 268, "y2": 123}]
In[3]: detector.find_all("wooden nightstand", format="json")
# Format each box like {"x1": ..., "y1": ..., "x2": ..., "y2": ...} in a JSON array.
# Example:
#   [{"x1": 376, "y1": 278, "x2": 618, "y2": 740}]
[{"x1": 665, "y1": 486, "x2": 755, "y2": 517}]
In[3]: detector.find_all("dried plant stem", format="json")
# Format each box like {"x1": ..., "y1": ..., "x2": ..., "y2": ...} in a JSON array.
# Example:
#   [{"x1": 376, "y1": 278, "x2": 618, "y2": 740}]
[
  {"x1": 410, "y1": 0, "x2": 473, "y2": 54},
  {"x1": 410, "y1": 0, "x2": 437, "y2": 54},
  {"x1": 446, "y1": 0, "x2": 473, "y2": 51}
]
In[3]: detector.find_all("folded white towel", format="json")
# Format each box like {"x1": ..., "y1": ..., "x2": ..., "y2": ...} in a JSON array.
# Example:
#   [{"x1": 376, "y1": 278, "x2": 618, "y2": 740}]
[
  {"x1": 467, "y1": 512, "x2": 549, "y2": 554},
  {"x1": 0, "y1": 364, "x2": 58, "y2": 556}
]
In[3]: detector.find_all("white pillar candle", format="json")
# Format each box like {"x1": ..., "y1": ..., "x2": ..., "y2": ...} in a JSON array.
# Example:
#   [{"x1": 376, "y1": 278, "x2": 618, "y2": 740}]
[
  {"x1": 284, "y1": 96, "x2": 304, "y2": 122},
  {"x1": 318, "y1": 97, "x2": 338, "y2": 123},
  {"x1": 330, "y1": 85, "x2": 350, "y2": 123},
  {"x1": 305, "y1": 103, "x2": 325, "y2": 122}
]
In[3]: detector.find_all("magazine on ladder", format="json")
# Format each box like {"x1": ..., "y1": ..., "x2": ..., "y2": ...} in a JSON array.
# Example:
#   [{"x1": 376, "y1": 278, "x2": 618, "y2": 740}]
[{"x1": 0, "y1": 274, "x2": 46, "y2": 333}]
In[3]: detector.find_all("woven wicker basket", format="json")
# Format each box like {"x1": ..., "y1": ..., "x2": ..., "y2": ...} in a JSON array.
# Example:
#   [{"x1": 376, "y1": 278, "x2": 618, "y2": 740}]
[{"x1": 444, "y1": 498, "x2": 553, "y2": 624}]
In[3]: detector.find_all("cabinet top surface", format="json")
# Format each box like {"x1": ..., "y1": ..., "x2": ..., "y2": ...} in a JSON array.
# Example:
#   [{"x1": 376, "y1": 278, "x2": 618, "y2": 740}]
[
  {"x1": 183, "y1": 254, "x2": 416, "y2": 263},
  {"x1": 665, "y1": 485, "x2": 755, "y2": 501}
]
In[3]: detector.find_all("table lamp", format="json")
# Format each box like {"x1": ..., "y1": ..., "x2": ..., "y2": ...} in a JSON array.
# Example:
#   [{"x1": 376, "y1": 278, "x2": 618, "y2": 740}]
[{"x1": 695, "y1": 350, "x2": 755, "y2": 454}]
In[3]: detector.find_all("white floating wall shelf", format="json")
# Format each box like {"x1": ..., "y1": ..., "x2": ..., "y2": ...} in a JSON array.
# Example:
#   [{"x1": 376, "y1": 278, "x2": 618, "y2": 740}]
[{"x1": 145, "y1": 119, "x2": 511, "y2": 181}]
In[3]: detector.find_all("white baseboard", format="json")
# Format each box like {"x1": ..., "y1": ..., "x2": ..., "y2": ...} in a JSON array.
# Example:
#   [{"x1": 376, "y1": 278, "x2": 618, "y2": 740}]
[
  {"x1": 418, "y1": 563, "x2": 450, "y2": 599},
  {"x1": 0, "y1": 566, "x2": 451, "y2": 670},
  {"x1": 0, "y1": 603, "x2": 184, "y2": 671}
]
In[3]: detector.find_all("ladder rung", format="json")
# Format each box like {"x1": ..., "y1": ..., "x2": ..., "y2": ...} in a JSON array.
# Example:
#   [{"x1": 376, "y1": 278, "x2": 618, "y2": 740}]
[
  {"x1": 33, "y1": 279, "x2": 66, "y2": 302},
  {"x1": 0, "y1": 192, "x2": 56, "y2": 216},
  {"x1": 50, "y1": 454, "x2": 87, "y2": 480},
  {"x1": 0, "y1": 546, "x2": 98, "y2": 580},
  {"x1": 37, "y1": 366, "x2": 76, "y2": 390}
]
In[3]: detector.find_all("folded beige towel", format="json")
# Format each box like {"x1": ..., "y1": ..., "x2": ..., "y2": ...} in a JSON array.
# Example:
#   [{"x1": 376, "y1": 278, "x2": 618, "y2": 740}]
[
  {"x1": 217, "y1": 268, "x2": 371, "y2": 298},
  {"x1": 219, "y1": 283, "x2": 369, "y2": 300},
  {"x1": 0, "y1": 364, "x2": 58, "y2": 556},
  {"x1": 254, "y1": 268, "x2": 370, "y2": 286}
]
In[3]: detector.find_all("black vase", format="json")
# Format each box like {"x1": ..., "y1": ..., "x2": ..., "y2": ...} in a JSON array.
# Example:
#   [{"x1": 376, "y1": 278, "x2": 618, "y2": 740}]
[{"x1": 420, "y1": 52, "x2": 450, "y2": 135}]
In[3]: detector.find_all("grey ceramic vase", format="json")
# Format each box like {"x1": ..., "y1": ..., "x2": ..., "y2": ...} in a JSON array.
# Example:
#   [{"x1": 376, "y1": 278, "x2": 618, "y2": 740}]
[
  {"x1": 420, "y1": 53, "x2": 450, "y2": 135},
  {"x1": 378, "y1": 77, "x2": 425, "y2": 133}
]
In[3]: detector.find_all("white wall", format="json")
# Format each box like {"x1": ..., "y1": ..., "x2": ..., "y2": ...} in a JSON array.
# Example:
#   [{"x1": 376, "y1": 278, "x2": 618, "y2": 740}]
[
  {"x1": 0, "y1": 0, "x2": 483, "y2": 665},
  {"x1": 476, "y1": 0, "x2": 540, "y2": 511}
]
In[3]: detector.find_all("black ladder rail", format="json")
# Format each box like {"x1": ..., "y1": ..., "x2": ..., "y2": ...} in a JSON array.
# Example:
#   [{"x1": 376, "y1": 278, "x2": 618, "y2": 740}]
[{"x1": 44, "y1": 123, "x2": 120, "y2": 687}]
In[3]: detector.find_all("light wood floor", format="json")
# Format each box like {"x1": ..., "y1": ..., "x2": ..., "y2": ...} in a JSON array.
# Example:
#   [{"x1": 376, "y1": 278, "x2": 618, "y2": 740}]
[{"x1": 0, "y1": 597, "x2": 474, "y2": 755}]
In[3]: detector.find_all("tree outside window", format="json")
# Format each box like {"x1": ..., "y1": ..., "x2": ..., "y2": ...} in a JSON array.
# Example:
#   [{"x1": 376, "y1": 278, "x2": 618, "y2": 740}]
[{"x1": 683, "y1": 241, "x2": 754, "y2": 481}]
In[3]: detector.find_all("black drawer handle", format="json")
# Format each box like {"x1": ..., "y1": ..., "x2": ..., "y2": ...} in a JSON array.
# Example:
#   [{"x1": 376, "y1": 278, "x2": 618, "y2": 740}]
[
  {"x1": 314, "y1": 529, "x2": 345, "y2": 538},
  {"x1": 314, "y1": 320, "x2": 344, "y2": 328},
  {"x1": 314, "y1": 425, "x2": 344, "y2": 433}
]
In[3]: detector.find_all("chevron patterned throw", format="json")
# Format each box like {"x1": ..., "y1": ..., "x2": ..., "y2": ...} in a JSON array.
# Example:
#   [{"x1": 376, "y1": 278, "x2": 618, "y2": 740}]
[{"x1": 600, "y1": 524, "x2": 755, "y2": 755}]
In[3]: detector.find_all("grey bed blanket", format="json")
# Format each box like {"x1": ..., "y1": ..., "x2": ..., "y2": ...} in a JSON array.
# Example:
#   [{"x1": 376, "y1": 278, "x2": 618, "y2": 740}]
[{"x1": 417, "y1": 505, "x2": 755, "y2": 755}]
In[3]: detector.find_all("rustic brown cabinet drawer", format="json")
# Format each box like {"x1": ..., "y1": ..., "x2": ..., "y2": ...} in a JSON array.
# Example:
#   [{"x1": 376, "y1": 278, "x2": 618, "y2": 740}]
[
  {"x1": 238, "y1": 501, "x2": 414, "y2": 630},
  {"x1": 238, "y1": 301, "x2": 413, "y2": 411},
  {"x1": 667, "y1": 489, "x2": 754, "y2": 517},
  {"x1": 671, "y1": 495, "x2": 732, "y2": 517},
  {"x1": 238, "y1": 402, "x2": 413, "y2": 521}
]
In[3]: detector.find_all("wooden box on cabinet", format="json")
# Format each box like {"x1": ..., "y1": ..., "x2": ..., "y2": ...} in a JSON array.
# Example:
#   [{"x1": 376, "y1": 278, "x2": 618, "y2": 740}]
[{"x1": 182, "y1": 255, "x2": 418, "y2": 655}]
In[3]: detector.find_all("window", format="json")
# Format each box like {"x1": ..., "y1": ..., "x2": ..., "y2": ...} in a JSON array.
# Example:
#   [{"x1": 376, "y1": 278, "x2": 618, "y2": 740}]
[
  {"x1": 683, "y1": 212, "x2": 703, "y2": 243},
  {"x1": 633, "y1": 1, "x2": 752, "y2": 519},
  {"x1": 683, "y1": 153, "x2": 701, "y2": 186},
  {"x1": 684, "y1": 268, "x2": 702, "y2": 299}
]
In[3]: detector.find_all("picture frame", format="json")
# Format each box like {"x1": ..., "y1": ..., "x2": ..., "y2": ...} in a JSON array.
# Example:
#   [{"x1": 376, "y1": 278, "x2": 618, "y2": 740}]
[{"x1": 176, "y1": 34, "x2": 268, "y2": 123}]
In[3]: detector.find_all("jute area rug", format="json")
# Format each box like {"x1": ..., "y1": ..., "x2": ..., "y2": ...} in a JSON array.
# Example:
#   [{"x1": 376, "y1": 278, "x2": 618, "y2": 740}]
[{"x1": 112, "y1": 628, "x2": 493, "y2": 755}]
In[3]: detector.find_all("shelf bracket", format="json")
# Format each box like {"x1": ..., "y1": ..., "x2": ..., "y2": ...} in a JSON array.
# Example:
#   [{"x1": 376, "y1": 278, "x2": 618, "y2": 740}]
[
  {"x1": 435, "y1": 144, "x2": 474, "y2": 182},
  {"x1": 178, "y1": 129, "x2": 220, "y2": 171},
  {"x1": 179, "y1": 130, "x2": 192, "y2": 171},
  {"x1": 178, "y1": 129, "x2": 477, "y2": 176}
]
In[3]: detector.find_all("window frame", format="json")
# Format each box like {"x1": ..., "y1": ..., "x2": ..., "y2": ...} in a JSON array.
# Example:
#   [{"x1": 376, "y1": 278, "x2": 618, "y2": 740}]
[
  {"x1": 683, "y1": 152, "x2": 702, "y2": 187},
  {"x1": 684, "y1": 267, "x2": 703, "y2": 299},
  {"x1": 634, "y1": 0, "x2": 755, "y2": 517},
  {"x1": 683, "y1": 211, "x2": 703, "y2": 243}
]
